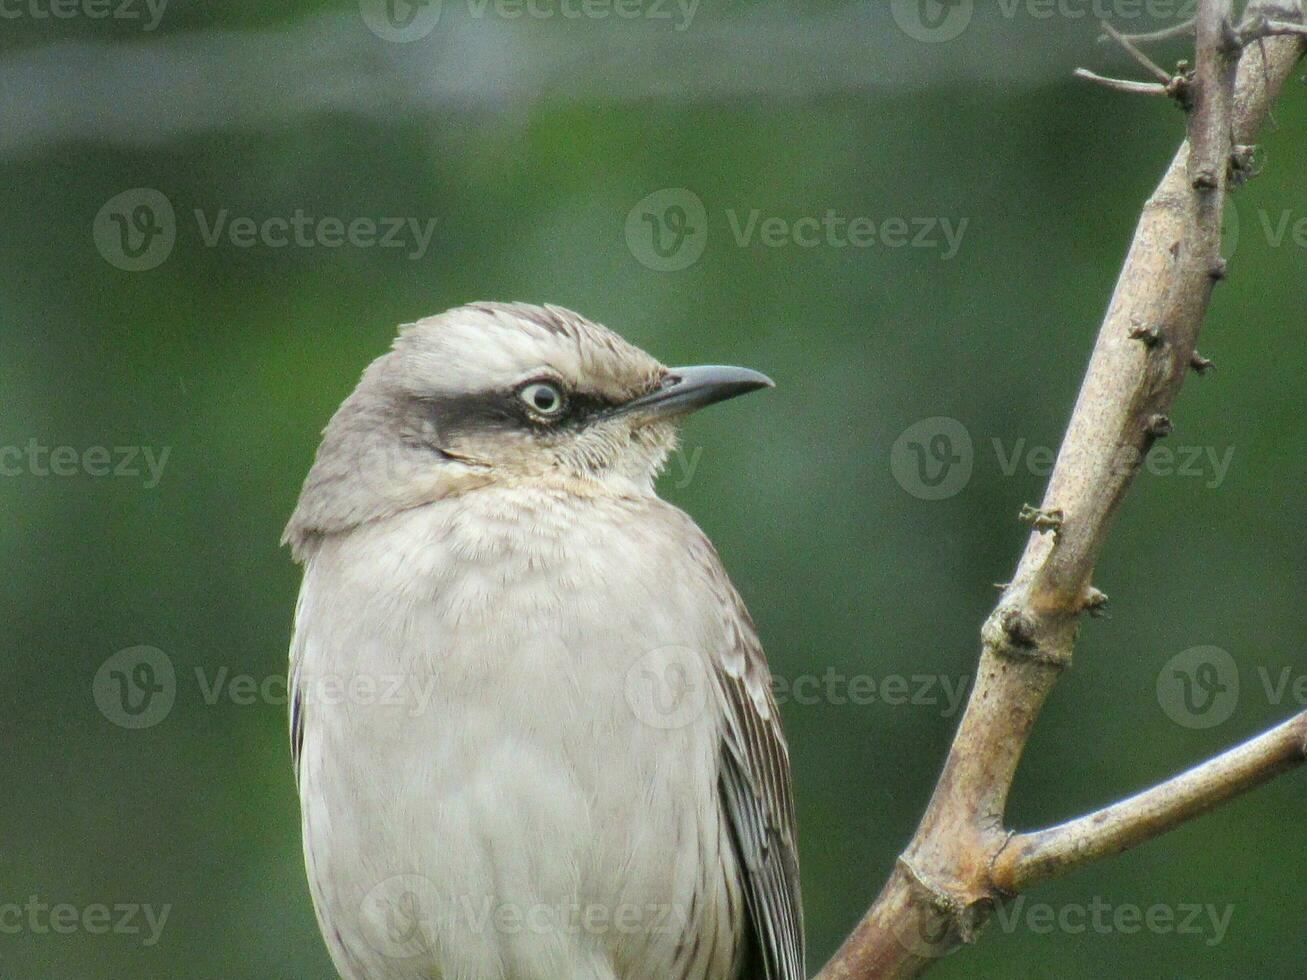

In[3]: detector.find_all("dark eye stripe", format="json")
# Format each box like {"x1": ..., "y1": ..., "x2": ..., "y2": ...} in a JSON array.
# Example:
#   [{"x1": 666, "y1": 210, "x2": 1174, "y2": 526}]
[
  {"x1": 559, "y1": 392, "x2": 624, "y2": 425},
  {"x1": 412, "y1": 389, "x2": 626, "y2": 442}
]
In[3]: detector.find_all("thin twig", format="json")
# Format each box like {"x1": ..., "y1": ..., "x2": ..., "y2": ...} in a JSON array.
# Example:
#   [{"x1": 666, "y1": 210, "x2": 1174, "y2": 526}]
[
  {"x1": 1249, "y1": 17, "x2": 1307, "y2": 38},
  {"x1": 1101, "y1": 19, "x2": 1175, "y2": 81},
  {"x1": 1073, "y1": 68, "x2": 1170, "y2": 95},
  {"x1": 1102, "y1": 18, "x2": 1196, "y2": 44},
  {"x1": 992, "y1": 711, "x2": 1307, "y2": 892}
]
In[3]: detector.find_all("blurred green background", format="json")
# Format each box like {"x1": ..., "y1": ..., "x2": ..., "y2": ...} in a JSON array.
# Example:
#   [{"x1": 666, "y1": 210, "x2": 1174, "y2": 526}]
[{"x1": 3, "y1": 1, "x2": 1305, "y2": 977}]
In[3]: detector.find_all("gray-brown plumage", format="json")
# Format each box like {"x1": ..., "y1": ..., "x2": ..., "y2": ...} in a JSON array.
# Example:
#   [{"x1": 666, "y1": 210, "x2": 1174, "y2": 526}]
[{"x1": 285, "y1": 302, "x2": 803, "y2": 979}]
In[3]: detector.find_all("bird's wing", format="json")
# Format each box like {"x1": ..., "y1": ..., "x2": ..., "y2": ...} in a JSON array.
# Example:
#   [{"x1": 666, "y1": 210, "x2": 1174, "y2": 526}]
[
  {"x1": 288, "y1": 589, "x2": 309, "y2": 788},
  {"x1": 684, "y1": 524, "x2": 805, "y2": 980}
]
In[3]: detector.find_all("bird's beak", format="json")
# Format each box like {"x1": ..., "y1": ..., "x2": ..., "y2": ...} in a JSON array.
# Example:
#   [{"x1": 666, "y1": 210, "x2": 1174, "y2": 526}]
[{"x1": 612, "y1": 365, "x2": 775, "y2": 421}]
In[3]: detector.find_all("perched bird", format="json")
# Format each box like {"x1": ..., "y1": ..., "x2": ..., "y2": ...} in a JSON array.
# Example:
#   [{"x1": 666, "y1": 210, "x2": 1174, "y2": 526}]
[{"x1": 283, "y1": 302, "x2": 803, "y2": 980}]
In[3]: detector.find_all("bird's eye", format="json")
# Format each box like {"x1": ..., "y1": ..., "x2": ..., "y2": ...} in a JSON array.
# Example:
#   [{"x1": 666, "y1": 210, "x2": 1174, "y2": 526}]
[{"x1": 519, "y1": 381, "x2": 566, "y2": 417}]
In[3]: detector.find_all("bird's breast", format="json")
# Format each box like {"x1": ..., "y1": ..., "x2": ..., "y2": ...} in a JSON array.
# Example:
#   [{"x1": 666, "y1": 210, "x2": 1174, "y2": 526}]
[{"x1": 293, "y1": 487, "x2": 740, "y2": 980}]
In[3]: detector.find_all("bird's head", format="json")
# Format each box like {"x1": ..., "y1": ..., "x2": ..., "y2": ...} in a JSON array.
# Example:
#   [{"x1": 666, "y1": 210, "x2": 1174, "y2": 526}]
[{"x1": 283, "y1": 302, "x2": 772, "y2": 558}]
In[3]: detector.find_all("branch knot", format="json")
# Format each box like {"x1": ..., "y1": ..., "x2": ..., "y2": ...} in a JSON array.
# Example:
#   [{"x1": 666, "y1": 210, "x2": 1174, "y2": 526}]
[{"x1": 1018, "y1": 504, "x2": 1064, "y2": 536}]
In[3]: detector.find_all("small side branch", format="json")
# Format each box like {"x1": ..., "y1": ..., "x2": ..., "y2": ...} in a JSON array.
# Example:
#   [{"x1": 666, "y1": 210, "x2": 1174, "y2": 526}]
[
  {"x1": 1239, "y1": 13, "x2": 1307, "y2": 42},
  {"x1": 992, "y1": 711, "x2": 1307, "y2": 893},
  {"x1": 1101, "y1": 19, "x2": 1196, "y2": 45},
  {"x1": 1077, "y1": 19, "x2": 1194, "y2": 103},
  {"x1": 1074, "y1": 69, "x2": 1170, "y2": 96},
  {"x1": 1102, "y1": 19, "x2": 1175, "y2": 81}
]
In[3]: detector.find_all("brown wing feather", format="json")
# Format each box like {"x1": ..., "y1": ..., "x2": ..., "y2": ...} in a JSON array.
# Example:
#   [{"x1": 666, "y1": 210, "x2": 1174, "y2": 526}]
[
  {"x1": 715, "y1": 623, "x2": 804, "y2": 980},
  {"x1": 678, "y1": 517, "x2": 805, "y2": 980}
]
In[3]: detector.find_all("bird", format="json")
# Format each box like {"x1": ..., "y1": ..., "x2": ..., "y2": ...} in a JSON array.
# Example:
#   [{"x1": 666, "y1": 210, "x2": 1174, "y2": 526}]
[{"x1": 283, "y1": 301, "x2": 803, "y2": 980}]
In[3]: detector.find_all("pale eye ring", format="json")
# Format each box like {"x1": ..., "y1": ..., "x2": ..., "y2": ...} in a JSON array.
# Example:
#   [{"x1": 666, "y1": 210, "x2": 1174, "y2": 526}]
[{"x1": 519, "y1": 381, "x2": 567, "y2": 416}]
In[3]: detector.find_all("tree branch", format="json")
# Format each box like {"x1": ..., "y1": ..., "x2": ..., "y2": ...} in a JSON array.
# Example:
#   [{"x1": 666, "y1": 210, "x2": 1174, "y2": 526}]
[
  {"x1": 1101, "y1": 19, "x2": 1196, "y2": 45},
  {"x1": 1073, "y1": 69, "x2": 1171, "y2": 96},
  {"x1": 1101, "y1": 19, "x2": 1176, "y2": 82},
  {"x1": 816, "y1": 3, "x2": 1307, "y2": 977},
  {"x1": 992, "y1": 710, "x2": 1307, "y2": 893}
]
